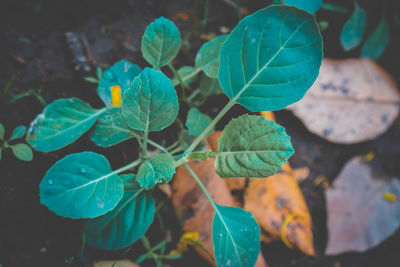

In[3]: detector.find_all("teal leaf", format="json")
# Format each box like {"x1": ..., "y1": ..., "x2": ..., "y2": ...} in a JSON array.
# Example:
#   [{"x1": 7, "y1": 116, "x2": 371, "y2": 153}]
[
  {"x1": 121, "y1": 68, "x2": 179, "y2": 131},
  {"x1": 218, "y1": 5, "x2": 323, "y2": 112},
  {"x1": 83, "y1": 178, "x2": 155, "y2": 250},
  {"x1": 0, "y1": 122, "x2": 4, "y2": 140},
  {"x1": 186, "y1": 108, "x2": 213, "y2": 138},
  {"x1": 89, "y1": 108, "x2": 136, "y2": 147},
  {"x1": 361, "y1": 18, "x2": 390, "y2": 60},
  {"x1": 40, "y1": 152, "x2": 123, "y2": 219},
  {"x1": 283, "y1": 0, "x2": 323, "y2": 14},
  {"x1": 213, "y1": 205, "x2": 260, "y2": 267},
  {"x1": 340, "y1": 2, "x2": 366, "y2": 51},
  {"x1": 26, "y1": 98, "x2": 105, "y2": 152},
  {"x1": 10, "y1": 125, "x2": 26, "y2": 140},
  {"x1": 98, "y1": 60, "x2": 141, "y2": 108},
  {"x1": 199, "y1": 74, "x2": 223, "y2": 97},
  {"x1": 136, "y1": 154, "x2": 175, "y2": 189},
  {"x1": 0, "y1": 148, "x2": 2, "y2": 160},
  {"x1": 11, "y1": 143, "x2": 33, "y2": 161},
  {"x1": 172, "y1": 66, "x2": 199, "y2": 85},
  {"x1": 141, "y1": 17, "x2": 181, "y2": 68},
  {"x1": 216, "y1": 114, "x2": 294, "y2": 178},
  {"x1": 195, "y1": 35, "x2": 227, "y2": 78}
]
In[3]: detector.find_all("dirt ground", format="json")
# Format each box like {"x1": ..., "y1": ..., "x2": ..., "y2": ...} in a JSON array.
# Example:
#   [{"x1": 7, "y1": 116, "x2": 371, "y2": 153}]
[{"x1": 0, "y1": 0, "x2": 399, "y2": 266}]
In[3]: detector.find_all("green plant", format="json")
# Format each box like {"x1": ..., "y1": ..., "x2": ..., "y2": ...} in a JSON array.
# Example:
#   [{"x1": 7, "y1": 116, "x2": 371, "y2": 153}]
[
  {"x1": 26, "y1": 5, "x2": 322, "y2": 266},
  {"x1": 0, "y1": 123, "x2": 33, "y2": 161}
]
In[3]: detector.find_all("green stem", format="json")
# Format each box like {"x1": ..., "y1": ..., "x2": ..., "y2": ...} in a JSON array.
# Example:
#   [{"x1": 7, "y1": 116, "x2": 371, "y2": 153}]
[
  {"x1": 185, "y1": 98, "x2": 236, "y2": 154},
  {"x1": 184, "y1": 163, "x2": 219, "y2": 212},
  {"x1": 142, "y1": 130, "x2": 149, "y2": 157},
  {"x1": 169, "y1": 146, "x2": 184, "y2": 155},
  {"x1": 202, "y1": 0, "x2": 210, "y2": 30},
  {"x1": 168, "y1": 63, "x2": 186, "y2": 100},
  {"x1": 113, "y1": 158, "x2": 143, "y2": 176},
  {"x1": 166, "y1": 141, "x2": 180, "y2": 151}
]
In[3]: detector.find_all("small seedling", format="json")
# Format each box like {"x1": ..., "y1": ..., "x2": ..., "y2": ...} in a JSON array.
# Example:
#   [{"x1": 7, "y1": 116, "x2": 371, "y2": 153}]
[
  {"x1": 26, "y1": 5, "x2": 323, "y2": 266},
  {"x1": 0, "y1": 123, "x2": 33, "y2": 161}
]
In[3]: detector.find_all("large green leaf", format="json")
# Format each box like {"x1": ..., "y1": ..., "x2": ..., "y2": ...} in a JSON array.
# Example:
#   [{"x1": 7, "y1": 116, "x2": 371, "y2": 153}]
[
  {"x1": 195, "y1": 35, "x2": 227, "y2": 78},
  {"x1": 213, "y1": 205, "x2": 260, "y2": 267},
  {"x1": 141, "y1": 16, "x2": 181, "y2": 68},
  {"x1": 26, "y1": 98, "x2": 105, "y2": 152},
  {"x1": 98, "y1": 60, "x2": 141, "y2": 108},
  {"x1": 186, "y1": 108, "x2": 213, "y2": 138},
  {"x1": 283, "y1": 0, "x2": 323, "y2": 13},
  {"x1": 11, "y1": 143, "x2": 33, "y2": 161},
  {"x1": 136, "y1": 154, "x2": 175, "y2": 189},
  {"x1": 89, "y1": 108, "x2": 136, "y2": 147},
  {"x1": 121, "y1": 68, "x2": 178, "y2": 131},
  {"x1": 218, "y1": 5, "x2": 323, "y2": 112},
  {"x1": 40, "y1": 152, "x2": 123, "y2": 219},
  {"x1": 216, "y1": 114, "x2": 294, "y2": 178},
  {"x1": 84, "y1": 178, "x2": 155, "y2": 250},
  {"x1": 361, "y1": 18, "x2": 389, "y2": 60},
  {"x1": 340, "y1": 2, "x2": 366, "y2": 51}
]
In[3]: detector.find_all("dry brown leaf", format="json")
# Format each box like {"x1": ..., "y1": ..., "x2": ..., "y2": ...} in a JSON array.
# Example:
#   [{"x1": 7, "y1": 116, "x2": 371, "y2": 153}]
[
  {"x1": 288, "y1": 58, "x2": 400, "y2": 144},
  {"x1": 244, "y1": 173, "x2": 315, "y2": 256},
  {"x1": 93, "y1": 260, "x2": 140, "y2": 267},
  {"x1": 326, "y1": 156, "x2": 400, "y2": 255},
  {"x1": 172, "y1": 157, "x2": 268, "y2": 267}
]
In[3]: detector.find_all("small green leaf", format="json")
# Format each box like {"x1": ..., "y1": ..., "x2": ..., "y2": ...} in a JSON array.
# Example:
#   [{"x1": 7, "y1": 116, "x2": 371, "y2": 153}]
[
  {"x1": 218, "y1": 5, "x2": 323, "y2": 112},
  {"x1": 11, "y1": 143, "x2": 33, "y2": 161},
  {"x1": 83, "y1": 179, "x2": 155, "y2": 250},
  {"x1": 0, "y1": 148, "x2": 2, "y2": 160},
  {"x1": 172, "y1": 66, "x2": 198, "y2": 85},
  {"x1": 40, "y1": 152, "x2": 123, "y2": 219},
  {"x1": 213, "y1": 205, "x2": 260, "y2": 267},
  {"x1": 98, "y1": 60, "x2": 141, "y2": 108},
  {"x1": 89, "y1": 108, "x2": 136, "y2": 147},
  {"x1": 84, "y1": 77, "x2": 99, "y2": 84},
  {"x1": 26, "y1": 98, "x2": 104, "y2": 152},
  {"x1": 195, "y1": 35, "x2": 227, "y2": 78},
  {"x1": 186, "y1": 108, "x2": 213, "y2": 138},
  {"x1": 136, "y1": 154, "x2": 175, "y2": 189},
  {"x1": 216, "y1": 114, "x2": 294, "y2": 178},
  {"x1": 283, "y1": 0, "x2": 323, "y2": 13},
  {"x1": 122, "y1": 68, "x2": 179, "y2": 132},
  {"x1": 199, "y1": 74, "x2": 222, "y2": 97},
  {"x1": 361, "y1": 18, "x2": 390, "y2": 60},
  {"x1": 340, "y1": 2, "x2": 366, "y2": 51},
  {"x1": 141, "y1": 17, "x2": 181, "y2": 68},
  {"x1": 10, "y1": 125, "x2": 26, "y2": 140},
  {"x1": 0, "y1": 122, "x2": 4, "y2": 140}
]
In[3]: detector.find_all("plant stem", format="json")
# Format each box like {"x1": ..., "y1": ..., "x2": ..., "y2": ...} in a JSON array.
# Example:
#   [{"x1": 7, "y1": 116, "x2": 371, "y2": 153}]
[
  {"x1": 169, "y1": 146, "x2": 184, "y2": 155},
  {"x1": 172, "y1": 68, "x2": 201, "y2": 87},
  {"x1": 112, "y1": 158, "x2": 143, "y2": 176},
  {"x1": 185, "y1": 98, "x2": 236, "y2": 154},
  {"x1": 202, "y1": 0, "x2": 210, "y2": 30},
  {"x1": 184, "y1": 163, "x2": 220, "y2": 213},
  {"x1": 168, "y1": 63, "x2": 186, "y2": 100},
  {"x1": 142, "y1": 129, "x2": 149, "y2": 157}
]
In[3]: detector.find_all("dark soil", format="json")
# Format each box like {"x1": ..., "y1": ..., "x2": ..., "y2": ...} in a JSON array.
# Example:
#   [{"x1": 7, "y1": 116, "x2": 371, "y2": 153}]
[{"x1": 0, "y1": 0, "x2": 399, "y2": 267}]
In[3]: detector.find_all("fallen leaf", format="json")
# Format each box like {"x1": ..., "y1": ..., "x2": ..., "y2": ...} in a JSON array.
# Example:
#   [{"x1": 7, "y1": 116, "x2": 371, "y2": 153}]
[
  {"x1": 325, "y1": 156, "x2": 400, "y2": 255},
  {"x1": 172, "y1": 154, "x2": 267, "y2": 266},
  {"x1": 288, "y1": 58, "x2": 400, "y2": 144},
  {"x1": 244, "y1": 173, "x2": 315, "y2": 256},
  {"x1": 93, "y1": 260, "x2": 140, "y2": 267}
]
